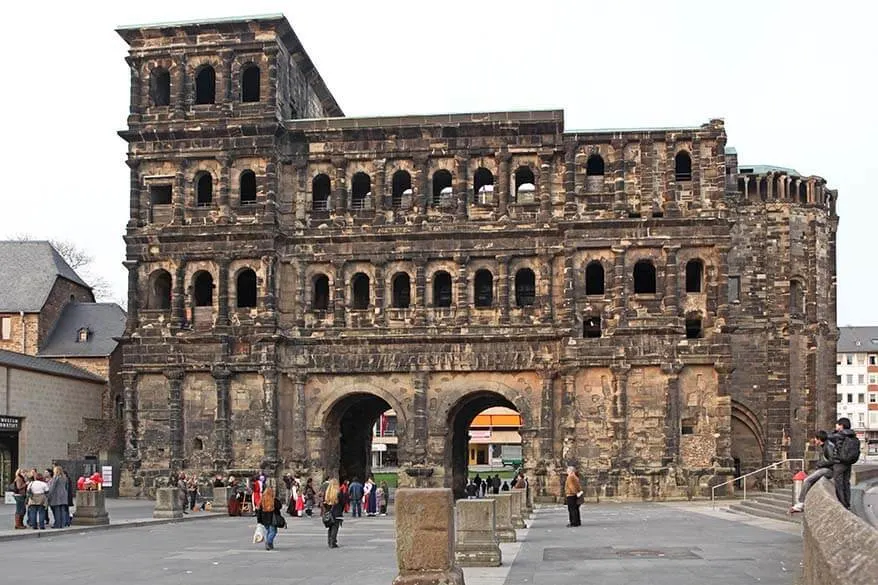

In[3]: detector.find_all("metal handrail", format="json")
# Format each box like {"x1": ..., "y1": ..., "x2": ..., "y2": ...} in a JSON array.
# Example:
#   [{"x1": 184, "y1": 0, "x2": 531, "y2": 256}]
[{"x1": 710, "y1": 458, "x2": 805, "y2": 508}]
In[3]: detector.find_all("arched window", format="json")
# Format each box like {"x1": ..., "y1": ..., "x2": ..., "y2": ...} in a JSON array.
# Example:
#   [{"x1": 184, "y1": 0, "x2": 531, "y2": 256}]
[
  {"x1": 195, "y1": 65, "x2": 216, "y2": 105},
  {"x1": 193, "y1": 271, "x2": 214, "y2": 306},
  {"x1": 241, "y1": 64, "x2": 260, "y2": 102},
  {"x1": 313, "y1": 274, "x2": 330, "y2": 310},
  {"x1": 583, "y1": 316, "x2": 602, "y2": 338},
  {"x1": 474, "y1": 167, "x2": 494, "y2": 205},
  {"x1": 685, "y1": 259, "x2": 703, "y2": 293},
  {"x1": 236, "y1": 268, "x2": 257, "y2": 308},
  {"x1": 392, "y1": 170, "x2": 412, "y2": 209},
  {"x1": 351, "y1": 172, "x2": 371, "y2": 210},
  {"x1": 147, "y1": 270, "x2": 172, "y2": 310},
  {"x1": 586, "y1": 154, "x2": 605, "y2": 176},
  {"x1": 799, "y1": 182, "x2": 807, "y2": 204},
  {"x1": 114, "y1": 394, "x2": 124, "y2": 420},
  {"x1": 351, "y1": 273, "x2": 370, "y2": 309},
  {"x1": 433, "y1": 271, "x2": 452, "y2": 307},
  {"x1": 585, "y1": 261, "x2": 605, "y2": 295},
  {"x1": 196, "y1": 173, "x2": 213, "y2": 206},
  {"x1": 515, "y1": 268, "x2": 536, "y2": 307},
  {"x1": 674, "y1": 151, "x2": 692, "y2": 182},
  {"x1": 514, "y1": 166, "x2": 536, "y2": 203},
  {"x1": 432, "y1": 169, "x2": 453, "y2": 206},
  {"x1": 240, "y1": 170, "x2": 257, "y2": 205},
  {"x1": 150, "y1": 68, "x2": 171, "y2": 107},
  {"x1": 685, "y1": 316, "x2": 703, "y2": 339},
  {"x1": 312, "y1": 174, "x2": 331, "y2": 211},
  {"x1": 633, "y1": 260, "x2": 656, "y2": 294},
  {"x1": 474, "y1": 269, "x2": 493, "y2": 308},
  {"x1": 392, "y1": 273, "x2": 411, "y2": 308},
  {"x1": 193, "y1": 437, "x2": 204, "y2": 451}
]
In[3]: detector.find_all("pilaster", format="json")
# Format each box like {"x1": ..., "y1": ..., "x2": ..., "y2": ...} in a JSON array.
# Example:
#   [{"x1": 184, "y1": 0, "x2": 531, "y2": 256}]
[
  {"x1": 165, "y1": 368, "x2": 185, "y2": 471},
  {"x1": 212, "y1": 366, "x2": 233, "y2": 470}
]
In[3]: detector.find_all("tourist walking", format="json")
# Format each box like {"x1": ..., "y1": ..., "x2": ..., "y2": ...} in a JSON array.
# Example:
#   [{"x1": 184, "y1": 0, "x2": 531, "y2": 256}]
[
  {"x1": 365, "y1": 475, "x2": 377, "y2": 516},
  {"x1": 790, "y1": 430, "x2": 835, "y2": 513},
  {"x1": 256, "y1": 485, "x2": 284, "y2": 550},
  {"x1": 830, "y1": 417, "x2": 860, "y2": 509},
  {"x1": 251, "y1": 473, "x2": 263, "y2": 513},
  {"x1": 348, "y1": 477, "x2": 364, "y2": 517},
  {"x1": 322, "y1": 478, "x2": 347, "y2": 548},
  {"x1": 11, "y1": 469, "x2": 28, "y2": 529},
  {"x1": 186, "y1": 474, "x2": 199, "y2": 511},
  {"x1": 491, "y1": 474, "x2": 501, "y2": 495},
  {"x1": 303, "y1": 478, "x2": 316, "y2": 517},
  {"x1": 227, "y1": 476, "x2": 244, "y2": 516},
  {"x1": 379, "y1": 481, "x2": 389, "y2": 515},
  {"x1": 564, "y1": 466, "x2": 582, "y2": 527},
  {"x1": 177, "y1": 472, "x2": 189, "y2": 514},
  {"x1": 47, "y1": 466, "x2": 69, "y2": 528},
  {"x1": 26, "y1": 473, "x2": 49, "y2": 530}
]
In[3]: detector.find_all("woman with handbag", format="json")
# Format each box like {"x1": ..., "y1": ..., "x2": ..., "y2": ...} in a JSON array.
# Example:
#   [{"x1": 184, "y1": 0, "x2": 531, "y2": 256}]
[
  {"x1": 322, "y1": 478, "x2": 346, "y2": 548},
  {"x1": 26, "y1": 473, "x2": 50, "y2": 530},
  {"x1": 11, "y1": 469, "x2": 28, "y2": 529},
  {"x1": 255, "y1": 485, "x2": 284, "y2": 551},
  {"x1": 564, "y1": 466, "x2": 583, "y2": 527}
]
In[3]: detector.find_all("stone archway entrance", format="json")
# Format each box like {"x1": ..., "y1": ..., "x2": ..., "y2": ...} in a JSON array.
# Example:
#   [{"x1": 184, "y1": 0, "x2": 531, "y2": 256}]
[
  {"x1": 731, "y1": 401, "x2": 765, "y2": 487},
  {"x1": 446, "y1": 391, "x2": 521, "y2": 500},
  {"x1": 324, "y1": 393, "x2": 392, "y2": 482}
]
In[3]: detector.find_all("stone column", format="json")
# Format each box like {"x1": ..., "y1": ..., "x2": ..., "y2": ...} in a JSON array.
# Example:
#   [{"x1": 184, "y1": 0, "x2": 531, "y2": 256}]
[
  {"x1": 662, "y1": 363, "x2": 683, "y2": 465},
  {"x1": 216, "y1": 257, "x2": 230, "y2": 327},
  {"x1": 539, "y1": 153, "x2": 552, "y2": 218},
  {"x1": 455, "y1": 156, "x2": 468, "y2": 221},
  {"x1": 333, "y1": 260, "x2": 346, "y2": 326},
  {"x1": 393, "y1": 489, "x2": 464, "y2": 585},
  {"x1": 558, "y1": 252, "x2": 575, "y2": 327},
  {"x1": 262, "y1": 255, "x2": 278, "y2": 324},
  {"x1": 332, "y1": 157, "x2": 346, "y2": 213},
  {"x1": 175, "y1": 54, "x2": 188, "y2": 115},
  {"x1": 262, "y1": 368, "x2": 279, "y2": 469},
  {"x1": 165, "y1": 368, "x2": 185, "y2": 471},
  {"x1": 454, "y1": 499, "x2": 501, "y2": 567},
  {"x1": 173, "y1": 160, "x2": 188, "y2": 224},
  {"x1": 263, "y1": 160, "x2": 279, "y2": 225},
  {"x1": 374, "y1": 262, "x2": 385, "y2": 322},
  {"x1": 497, "y1": 155, "x2": 510, "y2": 215},
  {"x1": 126, "y1": 56, "x2": 142, "y2": 115},
  {"x1": 610, "y1": 364, "x2": 631, "y2": 467},
  {"x1": 540, "y1": 254, "x2": 554, "y2": 323},
  {"x1": 498, "y1": 255, "x2": 510, "y2": 323},
  {"x1": 564, "y1": 142, "x2": 576, "y2": 210},
  {"x1": 539, "y1": 370, "x2": 557, "y2": 462},
  {"x1": 172, "y1": 260, "x2": 186, "y2": 328},
  {"x1": 664, "y1": 245, "x2": 680, "y2": 317},
  {"x1": 411, "y1": 372, "x2": 428, "y2": 467},
  {"x1": 218, "y1": 155, "x2": 231, "y2": 221},
  {"x1": 491, "y1": 493, "x2": 517, "y2": 542},
  {"x1": 455, "y1": 256, "x2": 469, "y2": 326},
  {"x1": 212, "y1": 367, "x2": 232, "y2": 470},
  {"x1": 373, "y1": 160, "x2": 386, "y2": 222},
  {"x1": 611, "y1": 247, "x2": 626, "y2": 327},
  {"x1": 124, "y1": 261, "x2": 139, "y2": 334},
  {"x1": 126, "y1": 159, "x2": 141, "y2": 228},
  {"x1": 415, "y1": 157, "x2": 429, "y2": 215},
  {"x1": 414, "y1": 262, "x2": 426, "y2": 325},
  {"x1": 291, "y1": 372, "x2": 308, "y2": 467},
  {"x1": 295, "y1": 259, "x2": 306, "y2": 327},
  {"x1": 560, "y1": 370, "x2": 577, "y2": 466},
  {"x1": 714, "y1": 363, "x2": 735, "y2": 468},
  {"x1": 122, "y1": 372, "x2": 139, "y2": 464}
]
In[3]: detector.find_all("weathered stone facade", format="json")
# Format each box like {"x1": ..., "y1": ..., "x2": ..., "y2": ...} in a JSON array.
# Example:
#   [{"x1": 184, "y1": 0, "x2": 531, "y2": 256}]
[{"x1": 116, "y1": 15, "x2": 838, "y2": 499}]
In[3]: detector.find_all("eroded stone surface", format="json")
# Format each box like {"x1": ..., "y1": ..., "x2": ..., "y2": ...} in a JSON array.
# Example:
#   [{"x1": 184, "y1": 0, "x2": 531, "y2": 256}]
[
  {"x1": 454, "y1": 499, "x2": 501, "y2": 567},
  {"x1": 394, "y1": 488, "x2": 465, "y2": 585}
]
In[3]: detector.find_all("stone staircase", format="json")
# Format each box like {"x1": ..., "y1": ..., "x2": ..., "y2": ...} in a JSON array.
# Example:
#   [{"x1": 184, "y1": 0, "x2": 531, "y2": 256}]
[{"x1": 725, "y1": 487, "x2": 801, "y2": 523}]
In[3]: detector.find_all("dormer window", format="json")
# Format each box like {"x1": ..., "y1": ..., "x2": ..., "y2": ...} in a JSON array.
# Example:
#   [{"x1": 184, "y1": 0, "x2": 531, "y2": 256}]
[{"x1": 77, "y1": 328, "x2": 90, "y2": 343}]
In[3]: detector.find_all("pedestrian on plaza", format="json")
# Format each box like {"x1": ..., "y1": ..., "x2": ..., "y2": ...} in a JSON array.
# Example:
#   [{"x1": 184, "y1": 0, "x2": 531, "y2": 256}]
[
  {"x1": 830, "y1": 417, "x2": 861, "y2": 509},
  {"x1": 47, "y1": 466, "x2": 69, "y2": 528},
  {"x1": 11, "y1": 468, "x2": 28, "y2": 529},
  {"x1": 466, "y1": 479, "x2": 478, "y2": 499},
  {"x1": 348, "y1": 477, "x2": 364, "y2": 517},
  {"x1": 379, "y1": 481, "x2": 389, "y2": 516},
  {"x1": 491, "y1": 474, "x2": 501, "y2": 495},
  {"x1": 790, "y1": 430, "x2": 835, "y2": 513},
  {"x1": 564, "y1": 467, "x2": 583, "y2": 527},
  {"x1": 213, "y1": 474, "x2": 226, "y2": 488},
  {"x1": 227, "y1": 476, "x2": 243, "y2": 516},
  {"x1": 251, "y1": 473, "x2": 263, "y2": 513},
  {"x1": 26, "y1": 473, "x2": 49, "y2": 530},
  {"x1": 256, "y1": 485, "x2": 284, "y2": 551},
  {"x1": 177, "y1": 472, "x2": 189, "y2": 514},
  {"x1": 64, "y1": 467, "x2": 75, "y2": 526},
  {"x1": 286, "y1": 478, "x2": 299, "y2": 517},
  {"x1": 501, "y1": 481, "x2": 510, "y2": 491},
  {"x1": 365, "y1": 475, "x2": 377, "y2": 516},
  {"x1": 187, "y1": 474, "x2": 199, "y2": 511},
  {"x1": 473, "y1": 474, "x2": 483, "y2": 496},
  {"x1": 340, "y1": 479, "x2": 350, "y2": 515},
  {"x1": 514, "y1": 473, "x2": 527, "y2": 489},
  {"x1": 303, "y1": 478, "x2": 316, "y2": 517},
  {"x1": 322, "y1": 478, "x2": 346, "y2": 548}
]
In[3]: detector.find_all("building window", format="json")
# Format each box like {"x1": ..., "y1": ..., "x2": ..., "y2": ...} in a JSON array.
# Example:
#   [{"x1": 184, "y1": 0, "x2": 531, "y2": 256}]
[
  {"x1": 392, "y1": 273, "x2": 411, "y2": 309},
  {"x1": 351, "y1": 273, "x2": 370, "y2": 309},
  {"x1": 147, "y1": 269, "x2": 172, "y2": 310},
  {"x1": 432, "y1": 170, "x2": 453, "y2": 206},
  {"x1": 847, "y1": 393, "x2": 853, "y2": 403},
  {"x1": 586, "y1": 154, "x2": 605, "y2": 176},
  {"x1": 77, "y1": 328, "x2": 89, "y2": 342},
  {"x1": 392, "y1": 170, "x2": 412, "y2": 209},
  {"x1": 150, "y1": 68, "x2": 171, "y2": 107},
  {"x1": 474, "y1": 167, "x2": 494, "y2": 205},
  {"x1": 858, "y1": 394, "x2": 865, "y2": 404},
  {"x1": 837, "y1": 393, "x2": 842, "y2": 403},
  {"x1": 847, "y1": 375, "x2": 854, "y2": 385},
  {"x1": 150, "y1": 185, "x2": 172, "y2": 205},
  {"x1": 583, "y1": 316, "x2": 601, "y2": 338},
  {"x1": 114, "y1": 394, "x2": 124, "y2": 420},
  {"x1": 685, "y1": 259, "x2": 703, "y2": 293},
  {"x1": 433, "y1": 271, "x2": 452, "y2": 307},
  {"x1": 240, "y1": 170, "x2": 257, "y2": 205},
  {"x1": 857, "y1": 354, "x2": 866, "y2": 365},
  {"x1": 869, "y1": 393, "x2": 876, "y2": 404},
  {"x1": 859, "y1": 374, "x2": 865, "y2": 385},
  {"x1": 0, "y1": 316, "x2": 10, "y2": 340},
  {"x1": 675, "y1": 151, "x2": 692, "y2": 182},
  {"x1": 312, "y1": 274, "x2": 330, "y2": 310},
  {"x1": 870, "y1": 355, "x2": 878, "y2": 366},
  {"x1": 193, "y1": 271, "x2": 214, "y2": 306},
  {"x1": 871, "y1": 374, "x2": 878, "y2": 385},
  {"x1": 312, "y1": 174, "x2": 331, "y2": 211},
  {"x1": 515, "y1": 268, "x2": 536, "y2": 307},
  {"x1": 195, "y1": 65, "x2": 216, "y2": 105},
  {"x1": 728, "y1": 275, "x2": 741, "y2": 303},
  {"x1": 514, "y1": 166, "x2": 536, "y2": 203},
  {"x1": 193, "y1": 437, "x2": 204, "y2": 451},
  {"x1": 585, "y1": 261, "x2": 605, "y2": 296},
  {"x1": 241, "y1": 64, "x2": 260, "y2": 102},
  {"x1": 633, "y1": 260, "x2": 656, "y2": 294},
  {"x1": 836, "y1": 375, "x2": 842, "y2": 384},
  {"x1": 236, "y1": 269, "x2": 257, "y2": 308},
  {"x1": 196, "y1": 173, "x2": 213, "y2": 206},
  {"x1": 474, "y1": 269, "x2": 493, "y2": 308},
  {"x1": 846, "y1": 354, "x2": 853, "y2": 365},
  {"x1": 351, "y1": 172, "x2": 371, "y2": 210},
  {"x1": 685, "y1": 317, "x2": 703, "y2": 339}
]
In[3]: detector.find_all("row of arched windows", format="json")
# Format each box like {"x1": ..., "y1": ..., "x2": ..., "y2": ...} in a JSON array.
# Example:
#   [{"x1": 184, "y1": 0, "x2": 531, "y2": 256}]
[
  {"x1": 148, "y1": 64, "x2": 261, "y2": 107},
  {"x1": 145, "y1": 269, "x2": 258, "y2": 310},
  {"x1": 157, "y1": 170, "x2": 258, "y2": 208}
]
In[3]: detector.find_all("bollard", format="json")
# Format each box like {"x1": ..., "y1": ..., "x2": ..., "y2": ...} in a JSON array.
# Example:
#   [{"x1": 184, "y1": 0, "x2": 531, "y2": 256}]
[
  {"x1": 454, "y1": 498, "x2": 501, "y2": 567},
  {"x1": 492, "y1": 493, "x2": 517, "y2": 543},
  {"x1": 73, "y1": 490, "x2": 109, "y2": 526},
  {"x1": 792, "y1": 471, "x2": 807, "y2": 506},
  {"x1": 393, "y1": 488, "x2": 465, "y2": 585},
  {"x1": 153, "y1": 487, "x2": 184, "y2": 519}
]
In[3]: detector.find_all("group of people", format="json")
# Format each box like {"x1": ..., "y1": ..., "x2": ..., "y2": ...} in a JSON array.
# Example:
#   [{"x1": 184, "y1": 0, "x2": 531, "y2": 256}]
[
  {"x1": 342, "y1": 476, "x2": 388, "y2": 517},
  {"x1": 790, "y1": 416, "x2": 861, "y2": 513},
  {"x1": 465, "y1": 472, "x2": 525, "y2": 498},
  {"x1": 8, "y1": 466, "x2": 74, "y2": 530}
]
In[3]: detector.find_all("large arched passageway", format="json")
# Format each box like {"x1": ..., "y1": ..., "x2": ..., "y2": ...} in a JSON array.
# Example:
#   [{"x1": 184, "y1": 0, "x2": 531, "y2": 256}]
[{"x1": 323, "y1": 393, "x2": 393, "y2": 483}]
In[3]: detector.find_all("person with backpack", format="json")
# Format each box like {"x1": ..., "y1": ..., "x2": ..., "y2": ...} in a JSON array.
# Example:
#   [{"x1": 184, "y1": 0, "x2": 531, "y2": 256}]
[
  {"x1": 790, "y1": 430, "x2": 835, "y2": 513},
  {"x1": 830, "y1": 417, "x2": 860, "y2": 509}
]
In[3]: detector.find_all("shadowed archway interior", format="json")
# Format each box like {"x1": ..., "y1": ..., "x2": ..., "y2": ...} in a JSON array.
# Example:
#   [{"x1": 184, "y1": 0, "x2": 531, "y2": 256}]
[
  {"x1": 324, "y1": 393, "x2": 392, "y2": 483},
  {"x1": 447, "y1": 391, "x2": 519, "y2": 500}
]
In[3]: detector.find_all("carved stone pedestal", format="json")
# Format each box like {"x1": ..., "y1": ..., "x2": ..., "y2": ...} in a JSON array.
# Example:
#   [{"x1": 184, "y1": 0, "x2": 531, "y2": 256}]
[
  {"x1": 153, "y1": 487, "x2": 183, "y2": 519},
  {"x1": 454, "y1": 499, "x2": 501, "y2": 567},
  {"x1": 393, "y1": 488, "x2": 465, "y2": 585},
  {"x1": 491, "y1": 493, "x2": 517, "y2": 543},
  {"x1": 73, "y1": 490, "x2": 109, "y2": 526}
]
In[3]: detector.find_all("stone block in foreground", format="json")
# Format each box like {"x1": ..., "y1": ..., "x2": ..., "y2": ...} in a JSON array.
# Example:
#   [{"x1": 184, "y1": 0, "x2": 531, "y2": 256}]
[
  {"x1": 492, "y1": 493, "x2": 517, "y2": 542},
  {"x1": 211, "y1": 486, "x2": 229, "y2": 514},
  {"x1": 393, "y1": 488, "x2": 465, "y2": 585},
  {"x1": 455, "y1": 498, "x2": 501, "y2": 567},
  {"x1": 512, "y1": 488, "x2": 529, "y2": 519},
  {"x1": 73, "y1": 490, "x2": 109, "y2": 526},
  {"x1": 508, "y1": 490, "x2": 526, "y2": 528},
  {"x1": 153, "y1": 487, "x2": 183, "y2": 519}
]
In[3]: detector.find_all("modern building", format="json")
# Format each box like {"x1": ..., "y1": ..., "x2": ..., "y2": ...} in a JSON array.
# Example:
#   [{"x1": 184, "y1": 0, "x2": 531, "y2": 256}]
[
  {"x1": 836, "y1": 327, "x2": 878, "y2": 459},
  {"x1": 116, "y1": 14, "x2": 837, "y2": 500}
]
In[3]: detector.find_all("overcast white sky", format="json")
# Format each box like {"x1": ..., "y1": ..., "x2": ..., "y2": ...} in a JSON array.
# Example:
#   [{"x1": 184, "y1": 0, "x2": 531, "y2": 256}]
[{"x1": 0, "y1": 1, "x2": 874, "y2": 323}]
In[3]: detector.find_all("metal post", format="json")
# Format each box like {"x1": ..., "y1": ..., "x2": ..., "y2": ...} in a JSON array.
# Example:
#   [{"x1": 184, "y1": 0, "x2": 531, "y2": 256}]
[{"x1": 765, "y1": 469, "x2": 769, "y2": 493}]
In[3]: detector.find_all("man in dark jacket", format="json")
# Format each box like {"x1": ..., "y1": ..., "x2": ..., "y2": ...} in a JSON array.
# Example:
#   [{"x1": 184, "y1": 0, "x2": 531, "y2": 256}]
[
  {"x1": 491, "y1": 474, "x2": 501, "y2": 495},
  {"x1": 348, "y1": 478, "x2": 364, "y2": 517},
  {"x1": 830, "y1": 417, "x2": 859, "y2": 509},
  {"x1": 790, "y1": 430, "x2": 834, "y2": 513}
]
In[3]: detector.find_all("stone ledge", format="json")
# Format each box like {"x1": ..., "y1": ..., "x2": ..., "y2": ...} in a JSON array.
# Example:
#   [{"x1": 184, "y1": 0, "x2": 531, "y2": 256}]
[
  {"x1": 802, "y1": 479, "x2": 878, "y2": 585},
  {"x1": 0, "y1": 512, "x2": 225, "y2": 543}
]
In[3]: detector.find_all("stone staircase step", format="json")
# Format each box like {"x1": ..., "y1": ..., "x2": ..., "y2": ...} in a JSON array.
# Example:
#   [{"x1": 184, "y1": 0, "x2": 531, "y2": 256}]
[{"x1": 727, "y1": 500, "x2": 802, "y2": 523}]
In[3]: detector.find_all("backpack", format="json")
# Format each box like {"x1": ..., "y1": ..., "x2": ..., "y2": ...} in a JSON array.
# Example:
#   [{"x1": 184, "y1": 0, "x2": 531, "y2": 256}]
[{"x1": 836, "y1": 434, "x2": 861, "y2": 465}]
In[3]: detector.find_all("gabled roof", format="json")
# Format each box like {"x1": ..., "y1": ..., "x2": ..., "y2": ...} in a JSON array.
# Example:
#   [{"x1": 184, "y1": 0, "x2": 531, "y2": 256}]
[
  {"x1": 0, "y1": 241, "x2": 92, "y2": 312},
  {"x1": 38, "y1": 303, "x2": 127, "y2": 358},
  {"x1": 837, "y1": 327, "x2": 878, "y2": 353},
  {"x1": 0, "y1": 349, "x2": 106, "y2": 383}
]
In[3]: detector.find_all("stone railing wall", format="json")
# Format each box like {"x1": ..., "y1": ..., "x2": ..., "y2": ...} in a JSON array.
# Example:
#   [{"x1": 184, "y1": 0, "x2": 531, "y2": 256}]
[{"x1": 802, "y1": 479, "x2": 878, "y2": 585}]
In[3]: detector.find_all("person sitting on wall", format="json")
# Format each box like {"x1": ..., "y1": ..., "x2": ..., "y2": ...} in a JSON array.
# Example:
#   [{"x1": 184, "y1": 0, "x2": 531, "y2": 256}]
[{"x1": 790, "y1": 430, "x2": 835, "y2": 513}]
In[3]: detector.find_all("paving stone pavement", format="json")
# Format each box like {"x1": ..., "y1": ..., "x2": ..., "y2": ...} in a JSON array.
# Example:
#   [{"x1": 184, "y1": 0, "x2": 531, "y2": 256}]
[{"x1": 0, "y1": 502, "x2": 802, "y2": 585}]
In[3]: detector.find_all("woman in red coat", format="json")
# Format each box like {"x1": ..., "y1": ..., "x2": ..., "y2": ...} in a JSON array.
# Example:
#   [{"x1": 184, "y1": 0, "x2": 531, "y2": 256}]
[{"x1": 251, "y1": 474, "x2": 262, "y2": 513}]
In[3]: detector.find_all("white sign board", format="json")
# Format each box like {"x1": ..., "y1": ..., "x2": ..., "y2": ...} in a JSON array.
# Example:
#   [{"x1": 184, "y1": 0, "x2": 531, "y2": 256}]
[
  {"x1": 372, "y1": 443, "x2": 387, "y2": 452},
  {"x1": 101, "y1": 466, "x2": 113, "y2": 487}
]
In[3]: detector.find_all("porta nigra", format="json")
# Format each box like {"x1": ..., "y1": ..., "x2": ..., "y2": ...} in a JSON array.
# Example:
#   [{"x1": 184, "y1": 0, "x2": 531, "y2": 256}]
[{"x1": 115, "y1": 15, "x2": 838, "y2": 500}]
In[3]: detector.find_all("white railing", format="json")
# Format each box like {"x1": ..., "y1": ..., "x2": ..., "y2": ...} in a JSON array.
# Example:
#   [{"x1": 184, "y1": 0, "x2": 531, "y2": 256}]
[{"x1": 710, "y1": 458, "x2": 805, "y2": 509}]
